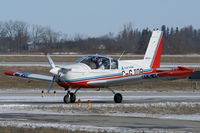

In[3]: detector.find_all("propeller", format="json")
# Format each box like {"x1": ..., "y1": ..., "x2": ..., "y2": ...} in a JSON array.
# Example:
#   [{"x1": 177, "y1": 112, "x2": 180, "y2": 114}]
[
  {"x1": 45, "y1": 53, "x2": 60, "y2": 93},
  {"x1": 46, "y1": 53, "x2": 60, "y2": 75},
  {"x1": 47, "y1": 76, "x2": 55, "y2": 93},
  {"x1": 45, "y1": 53, "x2": 71, "y2": 93}
]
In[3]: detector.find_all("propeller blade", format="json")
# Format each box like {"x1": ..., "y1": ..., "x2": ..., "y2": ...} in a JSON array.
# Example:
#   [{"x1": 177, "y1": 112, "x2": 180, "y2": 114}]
[
  {"x1": 47, "y1": 76, "x2": 55, "y2": 93},
  {"x1": 45, "y1": 53, "x2": 55, "y2": 68}
]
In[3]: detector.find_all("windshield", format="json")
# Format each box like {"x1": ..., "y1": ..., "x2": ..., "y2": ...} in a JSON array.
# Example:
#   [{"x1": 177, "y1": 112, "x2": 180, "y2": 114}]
[{"x1": 76, "y1": 56, "x2": 110, "y2": 70}]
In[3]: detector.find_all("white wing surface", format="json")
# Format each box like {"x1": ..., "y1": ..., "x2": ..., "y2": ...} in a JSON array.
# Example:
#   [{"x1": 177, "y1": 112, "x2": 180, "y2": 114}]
[{"x1": 5, "y1": 71, "x2": 53, "y2": 82}]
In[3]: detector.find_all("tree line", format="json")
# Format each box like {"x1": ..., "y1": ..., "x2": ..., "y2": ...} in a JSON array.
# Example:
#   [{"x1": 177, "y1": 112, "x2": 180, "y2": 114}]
[{"x1": 0, "y1": 20, "x2": 199, "y2": 54}]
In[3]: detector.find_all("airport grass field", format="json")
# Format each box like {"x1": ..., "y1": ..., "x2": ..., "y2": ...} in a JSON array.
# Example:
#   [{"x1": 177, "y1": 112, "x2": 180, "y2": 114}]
[
  {"x1": 0, "y1": 126, "x2": 91, "y2": 133},
  {"x1": 1, "y1": 55, "x2": 200, "y2": 63}
]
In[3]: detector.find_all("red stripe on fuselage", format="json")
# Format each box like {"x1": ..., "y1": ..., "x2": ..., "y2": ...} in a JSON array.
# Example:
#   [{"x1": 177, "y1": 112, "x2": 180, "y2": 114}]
[
  {"x1": 57, "y1": 70, "x2": 155, "y2": 89},
  {"x1": 58, "y1": 75, "x2": 123, "y2": 88}
]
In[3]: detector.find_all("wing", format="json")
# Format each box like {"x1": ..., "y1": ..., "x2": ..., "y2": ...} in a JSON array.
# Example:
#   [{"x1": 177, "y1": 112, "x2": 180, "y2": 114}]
[
  {"x1": 88, "y1": 66, "x2": 195, "y2": 87},
  {"x1": 4, "y1": 71, "x2": 53, "y2": 82}
]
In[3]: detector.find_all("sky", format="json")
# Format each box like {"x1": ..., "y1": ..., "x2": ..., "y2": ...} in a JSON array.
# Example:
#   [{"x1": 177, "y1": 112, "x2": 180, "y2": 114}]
[{"x1": 0, "y1": 0, "x2": 199, "y2": 37}]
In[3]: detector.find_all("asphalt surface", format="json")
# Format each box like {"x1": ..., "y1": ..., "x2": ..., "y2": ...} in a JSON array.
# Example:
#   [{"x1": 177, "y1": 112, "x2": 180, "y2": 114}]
[
  {"x1": 1, "y1": 89, "x2": 200, "y2": 103},
  {"x1": 1, "y1": 113, "x2": 200, "y2": 132},
  {"x1": 0, "y1": 89, "x2": 200, "y2": 132}
]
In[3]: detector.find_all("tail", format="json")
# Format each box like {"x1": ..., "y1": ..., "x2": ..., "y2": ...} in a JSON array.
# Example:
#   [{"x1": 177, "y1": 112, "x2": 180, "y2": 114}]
[{"x1": 144, "y1": 30, "x2": 163, "y2": 68}]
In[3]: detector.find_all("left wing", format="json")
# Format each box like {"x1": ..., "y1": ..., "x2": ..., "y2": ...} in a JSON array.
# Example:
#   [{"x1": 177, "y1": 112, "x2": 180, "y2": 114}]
[{"x1": 5, "y1": 71, "x2": 53, "y2": 82}]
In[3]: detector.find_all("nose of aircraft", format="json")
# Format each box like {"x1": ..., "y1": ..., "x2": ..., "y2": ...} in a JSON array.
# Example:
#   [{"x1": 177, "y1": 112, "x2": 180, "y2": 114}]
[{"x1": 49, "y1": 67, "x2": 61, "y2": 76}]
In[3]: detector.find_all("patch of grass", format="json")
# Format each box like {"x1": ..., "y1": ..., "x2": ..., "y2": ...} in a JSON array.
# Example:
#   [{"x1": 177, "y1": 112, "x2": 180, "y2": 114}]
[
  {"x1": 1, "y1": 56, "x2": 200, "y2": 62},
  {"x1": 0, "y1": 56, "x2": 79, "y2": 62},
  {"x1": 0, "y1": 126, "x2": 92, "y2": 133},
  {"x1": 28, "y1": 103, "x2": 200, "y2": 115},
  {"x1": 0, "y1": 66, "x2": 58, "y2": 90},
  {"x1": 107, "y1": 105, "x2": 200, "y2": 115}
]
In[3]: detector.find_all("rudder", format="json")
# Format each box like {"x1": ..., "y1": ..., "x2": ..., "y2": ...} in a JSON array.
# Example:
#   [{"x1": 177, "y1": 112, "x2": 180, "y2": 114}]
[{"x1": 144, "y1": 30, "x2": 163, "y2": 68}]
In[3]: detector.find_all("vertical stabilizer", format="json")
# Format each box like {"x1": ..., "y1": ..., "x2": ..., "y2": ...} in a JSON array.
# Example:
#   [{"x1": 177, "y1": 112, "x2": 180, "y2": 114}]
[{"x1": 144, "y1": 30, "x2": 163, "y2": 68}]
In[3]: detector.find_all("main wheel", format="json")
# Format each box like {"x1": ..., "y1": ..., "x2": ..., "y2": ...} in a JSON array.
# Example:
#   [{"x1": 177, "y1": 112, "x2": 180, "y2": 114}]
[
  {"x1": 70, "y1": 93, "x2": 76, "y2": 103},
  {"x1": 63, "y1": 94, "x2": 70, "y2": 103},
  {"x1": 114, "y1": 93, "x2": 123, "y2": 103}
]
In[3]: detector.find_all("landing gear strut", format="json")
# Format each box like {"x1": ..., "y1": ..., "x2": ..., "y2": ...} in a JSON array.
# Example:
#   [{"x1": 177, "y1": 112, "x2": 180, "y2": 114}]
[
  {"x1": 63, "y1": 88, "x2": 80, "y2": 104},
  {"x1": 107, "y1": 88, "x2": 123, "y2": 103}
]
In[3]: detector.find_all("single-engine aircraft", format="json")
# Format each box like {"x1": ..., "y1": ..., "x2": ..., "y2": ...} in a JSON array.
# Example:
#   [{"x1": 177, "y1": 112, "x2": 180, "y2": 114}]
[{"x1": 4, "y1": 30, "x2": 198, "y2": 103}]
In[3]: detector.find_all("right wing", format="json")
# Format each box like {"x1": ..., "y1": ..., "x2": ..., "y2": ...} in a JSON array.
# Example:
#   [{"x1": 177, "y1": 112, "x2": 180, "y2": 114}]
[
  {"x1": 4, "y1": 71, "x2": 53, "y2": 82},
  {"x1": 88, "y1": 66, "x2": 195, "y2": 87}
]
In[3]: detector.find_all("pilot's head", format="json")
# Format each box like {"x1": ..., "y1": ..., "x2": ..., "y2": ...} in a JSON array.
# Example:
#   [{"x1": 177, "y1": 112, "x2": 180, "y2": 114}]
[{"x1": 97, "y1": 58, "x2": 102, "y2": 63}]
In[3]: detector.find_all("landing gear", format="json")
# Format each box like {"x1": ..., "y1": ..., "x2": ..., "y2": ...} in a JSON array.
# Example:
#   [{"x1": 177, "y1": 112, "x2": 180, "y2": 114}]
[
  {"x1": 114, "y1": 93, "x2": 123, "y2": 103},
  {"x1": 69, "y1": 93, "x2": 76, "y2": 103},
  {"x1": 107, "y1": 88, "x2": 123, "y2": 103},
  {"x1": 63, "y1": 88, "x2": 80, "y2": 104},
  {"x1": 63, "y1": 94, "x2": 70, "y2": 103}
]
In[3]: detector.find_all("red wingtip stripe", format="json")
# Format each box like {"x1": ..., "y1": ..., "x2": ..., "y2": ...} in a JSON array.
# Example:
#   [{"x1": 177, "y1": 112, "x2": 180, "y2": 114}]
[
  {"x1": 4, "y1": 70, "x2": 24, "y2": 76},
  {"x1": 4, "y1": 71, "x2": 15, "y2": 76}
]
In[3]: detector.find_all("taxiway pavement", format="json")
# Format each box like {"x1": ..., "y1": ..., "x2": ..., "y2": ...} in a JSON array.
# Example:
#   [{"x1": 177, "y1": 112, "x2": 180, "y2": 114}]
[{"x1": 0, "y1": 89, "x2": 200, "y2": 132}]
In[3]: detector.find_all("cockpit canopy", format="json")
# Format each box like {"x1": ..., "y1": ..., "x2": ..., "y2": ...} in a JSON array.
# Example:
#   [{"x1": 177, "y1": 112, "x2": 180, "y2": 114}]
[{"x1": 76, "y1": 55, "x2": 118, "y2": 70}]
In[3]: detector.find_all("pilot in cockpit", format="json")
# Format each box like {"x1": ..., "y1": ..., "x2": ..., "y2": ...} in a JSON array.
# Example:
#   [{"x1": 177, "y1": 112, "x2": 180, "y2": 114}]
[
  {"x1": 80, "y1": 56, "x2": 110, "y2": 70},
  {"x1": 97, "y1": 58, "x2": 105, "y2": 69}
]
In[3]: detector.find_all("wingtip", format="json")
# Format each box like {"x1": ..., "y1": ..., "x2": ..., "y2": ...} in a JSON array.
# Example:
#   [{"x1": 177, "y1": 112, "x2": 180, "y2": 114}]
[
  {"x1": 4, "y1": 71, "x2": 15, "y2": 76},
  {"x1": 4, "y1": 70, "x2": 24, "y2": 76}
]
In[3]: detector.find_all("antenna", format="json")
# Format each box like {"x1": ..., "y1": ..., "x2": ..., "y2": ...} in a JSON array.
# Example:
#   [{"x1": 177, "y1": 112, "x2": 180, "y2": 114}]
[{"x1": 118, "y1": 50, "x2": 126, "y2": 60}]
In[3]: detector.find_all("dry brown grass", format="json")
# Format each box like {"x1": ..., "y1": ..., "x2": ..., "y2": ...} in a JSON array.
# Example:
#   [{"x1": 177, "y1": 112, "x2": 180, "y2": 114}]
[
  {"x1": 28, "y1": 103, "x2": 200, "y2": 115},
  {"x1": 1, "y1": 56, "x2": 200, "y2": 62},
  {"x1": 160, "y1": 57, "x2": 200, "y2": 63},
  {"x1": 88, "y1": 105, "x2": 200, "y2": 115},
  {"x1": 121, "y1": 56, "x2": 200, "y2": 63},
  {"x1": 0, "y1": 66, "x2": 60, "y2": 90},
  {"x1": 0, "y1": 126, "x2": 92, "y2": 133},
  {"x1": 0, "y1": 56, "x2": 79, "y2": 62}
]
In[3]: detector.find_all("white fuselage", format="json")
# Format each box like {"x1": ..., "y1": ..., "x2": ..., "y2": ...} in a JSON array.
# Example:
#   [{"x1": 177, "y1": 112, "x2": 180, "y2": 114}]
[{"x1": 58, "y1": 59, "x2": 151, "y2": 84}]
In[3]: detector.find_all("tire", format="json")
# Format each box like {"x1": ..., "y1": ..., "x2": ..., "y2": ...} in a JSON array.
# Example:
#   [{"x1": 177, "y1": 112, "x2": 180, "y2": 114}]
[
  {"x1": 63, "y1": 94, "x2": 70, "y2": 103},
  {"x1": 114, "y1": 93, "x2": 123, "y2": 103},
  {"x1": 70, "y1": 93, "x2": 76, "y2": 103}
]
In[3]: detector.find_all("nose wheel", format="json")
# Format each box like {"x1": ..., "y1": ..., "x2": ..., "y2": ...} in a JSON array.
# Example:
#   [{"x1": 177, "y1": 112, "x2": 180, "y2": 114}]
[
  {"x1": 63, "y1": 92, "x2": 76, "y2": 103},
  {"x1": 69, "y1": 93, "x2": 76, "y2": 103},
  {"x1": 63, "y1": 93, "x2": 70, "y2": 103},
  {"x1": 63, "y1": 88, "x2": 80, "y2": 103}
]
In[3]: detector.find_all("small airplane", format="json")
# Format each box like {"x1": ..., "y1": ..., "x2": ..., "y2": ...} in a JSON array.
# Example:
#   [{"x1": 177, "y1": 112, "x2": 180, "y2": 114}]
[{"x1": 4, "y1": 30, "x2": 198, "y2": 103}]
